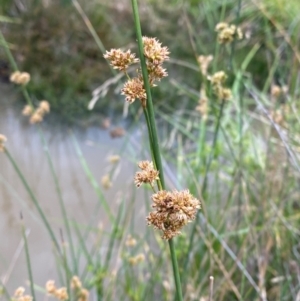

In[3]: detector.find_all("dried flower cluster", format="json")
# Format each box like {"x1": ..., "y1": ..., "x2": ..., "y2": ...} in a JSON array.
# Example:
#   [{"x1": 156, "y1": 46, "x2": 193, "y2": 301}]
[
  {"x1": 147, "y1": 190, "x2": 201, "y2": 240},
  {"x1": 195, "y1": 88, "x2": 209, "y2": 120},
  {"x1": 108, "y1": 154, "x2": 120, "y2": 164},
  {"x1": 104, "y1": 49, "x2": 139, "y2": 71},
  {"x1": 104, "y1": 37, "x2": 169, "y2": 107},
  {"x1": 71, "y1": 276, "x2": 89, "y2": 301},
  {"x1": 134, "y1": 161, "x2": 159, "y2": 188},
  {"x1": 197, "y1": 55, "x2": 213, "y2": 76},
  {"x1": 128, "y1": 253, "x2": 145, "y2": 265},
  {"x1": 208, "y1": 71, "x2": 232, "y2": 101},
  {"x1": 0, "y1": 134, "x2": 7, "y2": 152},
  {"x1": 125, "y1": 234, "x2": 137, "y2": 247},
  {"x1": 45, "y1": 280, "x2": 68, "y2": 300},
  {"x1": 215, "y1": 22, "x2": 243, "y2": 44},
  {"x1": 22, "y1": 100, "x2": 50, "y2": 124},
  {"x1": 271, "y1": 84, "x2": 288, "y2": 99},
  {"x1": 12, "y1": 287, "x2": 32, "y2": 301},
  {"x1": 101, "y1": 174, "x2": 112, "y2": 189},
  {"x1": 10, "y1": 71, "x2": 31, "y2": 85}
]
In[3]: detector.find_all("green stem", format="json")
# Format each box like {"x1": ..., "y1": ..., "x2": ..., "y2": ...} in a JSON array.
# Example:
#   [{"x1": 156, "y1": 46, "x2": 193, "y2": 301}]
[
  {"x1": 5, "y1": 149, "x2": 60, "y2": 253},
  {"x1": 131, "y1": 0, "x2": 183, "y2": 300},
  {"x1": 131, "y1": 0, "x2": 165, "y2": 189},
  {"x1": 168, "y1": 239, "x2": 183, "y2": 301},
  {"x1": 21, "y1": 218, "x2": 36, "y2": 301}
]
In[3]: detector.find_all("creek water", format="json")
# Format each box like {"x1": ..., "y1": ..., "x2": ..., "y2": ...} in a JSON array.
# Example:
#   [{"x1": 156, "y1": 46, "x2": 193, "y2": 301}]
[{"x1": 0, "y1": 83, "x2": 147, "y2": 295}]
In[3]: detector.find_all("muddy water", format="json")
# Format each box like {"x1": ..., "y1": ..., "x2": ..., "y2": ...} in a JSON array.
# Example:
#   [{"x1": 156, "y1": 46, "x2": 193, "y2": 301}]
[{"x1": 0, "y1": 83, "x2": 147, "y2": 294}]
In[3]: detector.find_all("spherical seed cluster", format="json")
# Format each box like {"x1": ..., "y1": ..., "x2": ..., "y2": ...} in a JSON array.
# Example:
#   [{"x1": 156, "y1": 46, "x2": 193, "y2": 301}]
[
  {"x1": 10, "y1": 71, "x2": 31, "y2": 85},
  {"x1": 208, "y1": 71, "x2": 232, "y2": 101},
  {"x1": 134, "y1": 160, "x2": 159, "y2": 188},
  {"x1": 45, "y1": 280, "x2": 68, "y2": 300},
  {"x1": 128, "y1": 253, "x2": 145, "y2": 265},
  {"x1": 146, "y1": 190, "x2": 201, "y2": 240},
  {"x1": 215, "y1": 22, "x2": 243, "y2": 44},
  {"x1": 21, "y1": 101, "x2": 50, "y2": 124},
  {"x1": 71, "y1": 276, "x2": 89, "y2": 301},
  {"x1": 101, "y1": 174, "x2": 112, "y2": 190},
  {"x1": 12, "y1": 286, "x2": 32, "y2": 301},
  {"x1": 125, "y1": 234, "x2": 137, "y2": 247},
  {"x1": 121, "y1": 77, "x2": 147, "y2": 105},
  {"x1": 104, "y1": 49, "x2": 139, "y2": 71},
  {"x1": 104, "y1": 37, "x2": 169, "y2": 107},
  {"x1": 0, "y1": 134, "x2": 7, "y2": 152}
]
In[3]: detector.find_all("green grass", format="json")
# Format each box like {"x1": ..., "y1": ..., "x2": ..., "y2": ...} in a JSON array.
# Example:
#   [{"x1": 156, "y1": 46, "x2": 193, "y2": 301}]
[{"x1": 1, "y1": 0, "x2": 300, "y2": 300}]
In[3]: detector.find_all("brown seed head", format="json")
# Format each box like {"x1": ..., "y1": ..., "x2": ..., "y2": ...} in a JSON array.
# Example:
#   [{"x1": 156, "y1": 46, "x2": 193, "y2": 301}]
[
  {"x1": 39, "y1": 100, "x2": 50, "y2": 114},
  {"x1": 14, "y1": 287, "x2": 25, "y2": 297},
  {"x1": 121, "y1": 77, "x2": 147, "y2": 105},
  {"x1": 46, "y1": 280, "x2": 56, "y2": 294},
  {"x1": 29, "y1": 112, "x2": 43, "y2": 124},
  {"x1": 10, "y1": 71, "x2": 22, "y2": 83},
  {"x1": 134, "y1": 161, "x2": 159, "y2": 188},
  {"x1": 197, "y1": 55, "x2": 213, "y2": 76},
  {"x1": 54, "y1": 287, "x2": 68, "y2": 301},
  {"x1": 125, "y1": 235, "x2": 137, "y2": 247},
  {"x1": 101, "y1": 174, "x2": 112, "y2": 190},
  {"x1": 215, "y1": 23, "x2": 243, "y2": 44},
  {"x1": 71, "y1": 276, "x2": 82, "y2": 289},
  {"x1": 147, "y1": 190, "x2": 201, "y2": 240},
  {"x1": 147, "y1": 63, "x2": 168, "y2": 85},
  {"x1": 142, "y1": 37, "x2": 170, "y2": 65},
  {"x1": 208, "y1": 71, "x2": 227, "y2": 85},
  {"x1": 104, "y1": 49, "x2": 139, "y2": 71},
  {"x1": 18, "y1": 72, "x2": 31, "y2": 85},
  {"x1": 22, "y1": 105, "x2": 33, "y2": 116}
]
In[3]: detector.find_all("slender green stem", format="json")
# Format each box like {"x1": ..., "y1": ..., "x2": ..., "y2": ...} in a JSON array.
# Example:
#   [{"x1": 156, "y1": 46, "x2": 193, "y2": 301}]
[
  {"x1": 38, "y1": 128, "x2": 77, "y2": 273},
  {"x1": 168, "y1": 239, "x2": 183, "y2": 301},
  {"x1": 5, "y1": 149, "x2": 60, "y2": 253},
  {"x1": 130, "y1": 1, "x2": 183, "y2": 300},
  {"x1": 21, "y1": 217, "x2": 36, "y2": 301},
  {"x1": 0, "y1": 30, "x2": 18, "y2": 71},
  {"x1": 131, "y1": 0, "x2": 165, "y2": 189},
  {"x1": 183, "y1": 99, "x2": 225, "y2": 279},
  {"x1": 0, "y1": 280, "x2": 11, "y2": 301}
]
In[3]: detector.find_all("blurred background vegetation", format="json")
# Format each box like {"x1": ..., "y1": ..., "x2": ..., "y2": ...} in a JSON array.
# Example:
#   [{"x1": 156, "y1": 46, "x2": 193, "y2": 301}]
[{"x1": 1, "y1": 0, "x2": 299, "y2": 123}]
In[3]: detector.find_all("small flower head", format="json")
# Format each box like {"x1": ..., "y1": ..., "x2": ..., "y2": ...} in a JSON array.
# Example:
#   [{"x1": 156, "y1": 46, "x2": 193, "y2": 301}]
[
  {"x1": 208, "y1": 71, "x2": 227, "y2": 85},
  {"x1": 214, "y1": 86, "x2": 232, "y2": 100},
  {"x1": 14, "y1": 287, "x2": 25, "y2": 297},
  {"x1": 104, "y1": 49, "x2": 139, "y2": 71},
  {"x1": 125, "y1": 235, "x2": 137, "y2": 247},
  {"x1": 147, "y1": 63, "x2": 168, "y2": 85},
  {"x1": 78, "y1": 288, "x2": 89, "y2": 301},
  {"x1": 39, "y1": 100, "x2": 50, "y2": 114},
  {"x1": 108, "y1": 155, "x2": 120, "y2": 164},
  {"x1": 110, "y1": 127, "x2": 126, "y2": 138},
  {"x1": 134, "y1": 160, "x2": 159, "y2": 188},
  {"x1": 101, "y1": 174, "x2": 112, "y2": 189},
  {"x1": 10, "y1": 71, "x2": 30, "y2": 85},
  {"x1": 121, "y1": 77, "x2": 147, "y2": 105},
  {"x1": 142, "y1": 37, "x2": 170, "y2": 65},
  {"x1": 71, "y1": 276, "x2": 82, "y2": 289},
  {"x1": 147, "y1": 190, "x2": 201, "y2": 240},
  {"x1": 0, "y1": 134, "x2": 7, "y2": 152},
  {"x1": 29, "y1": 112, "x2": 43, "y2": 124},
  {"x1": 128, "y1": 253, "x2": 145, "y2": 265},
  {"x1": 196, "y1": 88, "x2": 209, "y2": 119},
  {"x1": 215, "y1": 23, "x2": 243, "y2": 44},
  {"x1": 22, "y1": 105, "x2": 33, "y2": 116},
  {"x1": 197, "y1": 55, "x2": 213, "y2": 76},
  {"x1": 54, "y1": 287, "x2": 68, "y2": 301},
  {"x1": 46, "y1": 280, "x2": 56, "y2": 295}
]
